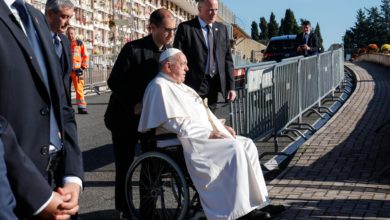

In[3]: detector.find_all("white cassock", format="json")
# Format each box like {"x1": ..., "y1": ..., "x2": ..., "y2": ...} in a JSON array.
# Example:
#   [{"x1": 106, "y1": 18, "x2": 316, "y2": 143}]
[{"x1": 138, "y1": 73, "x2": 270, "y2": 220}]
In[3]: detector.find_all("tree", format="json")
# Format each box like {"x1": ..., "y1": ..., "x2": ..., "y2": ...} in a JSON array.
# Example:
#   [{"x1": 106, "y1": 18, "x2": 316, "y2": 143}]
[
  {"x1": 278, "y1": 18, "x2": 284, "y2": 35},
  {"x1": 251, "y1": 21, "x2": 260, "y2": 41},
  {"x1": 351, "y1": 9, "x2": 370, "y2": 48},
  {"x1": 344, "y1": 0, "x2": 390, "y2": 50},
  {"x1": 314, "y1": 23, "x2": 324, "y2": 52},
  {"x1": 279, "y1": 9, "x2": 299, "y2": 35},
  {"x1": 366, "y1": 7, "x2": 386, "y2": 45},
  {"x1": 268, "y1": 12, "x2": 279, "y2": 39},
  {"x1": 380, "y1": 0, "x2": 390, "y2": 42},
  {"x1": 343, "y1": 30, "x2": 355, "y2": 51},
  {"x1": 259, "y1": 17, "x2": 268, "y2": 41}
]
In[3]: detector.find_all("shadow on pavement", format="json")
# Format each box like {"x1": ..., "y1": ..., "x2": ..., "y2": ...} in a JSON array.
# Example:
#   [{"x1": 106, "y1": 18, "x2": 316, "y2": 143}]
[
  {"x1": 79, "y1": 210, "x2": 119, "y2": 220},
  {"x1": 84, "y1": 180, "x2": 115, "y2": 188},
  {"x1": 281, "y1": 199, "x2": 390, "y2": 219},
  {"x1": 83, "y1": 144, "x2": 114, "y2": 172}
]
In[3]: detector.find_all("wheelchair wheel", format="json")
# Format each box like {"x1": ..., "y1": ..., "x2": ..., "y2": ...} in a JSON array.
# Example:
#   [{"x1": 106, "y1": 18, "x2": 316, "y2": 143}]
[{"x1": 125, "y1": 151, "x2": 189, "y2": 220}]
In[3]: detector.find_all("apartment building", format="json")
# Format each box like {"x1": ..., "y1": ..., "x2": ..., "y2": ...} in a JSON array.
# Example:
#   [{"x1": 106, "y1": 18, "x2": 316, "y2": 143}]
[{"x1": 27, "y1": 0, "x2": 241, "y2": 88}]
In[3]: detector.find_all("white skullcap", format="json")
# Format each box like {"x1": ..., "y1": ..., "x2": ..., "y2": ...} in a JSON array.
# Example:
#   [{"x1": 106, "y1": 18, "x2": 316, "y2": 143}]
[{"x1": 159, "y1": 48, "x2": 182, "y2": 62}]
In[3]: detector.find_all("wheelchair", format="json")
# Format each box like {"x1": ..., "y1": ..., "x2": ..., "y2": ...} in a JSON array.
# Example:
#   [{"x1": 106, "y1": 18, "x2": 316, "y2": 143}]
[{"x1": 125, "y1": 131, "x2": 205, "y2": 220}]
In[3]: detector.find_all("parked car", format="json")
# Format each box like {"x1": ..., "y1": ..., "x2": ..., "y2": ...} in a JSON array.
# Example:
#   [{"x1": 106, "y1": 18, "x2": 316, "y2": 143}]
[{"x1": 262, "y1": 35, "x2": 297, "y2": 62}]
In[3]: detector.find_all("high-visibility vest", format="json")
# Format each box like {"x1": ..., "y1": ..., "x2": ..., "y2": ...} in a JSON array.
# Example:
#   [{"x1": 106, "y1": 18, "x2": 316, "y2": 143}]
[{"x1": 70, "y1": 39, "x2": 89, "y2": 70}]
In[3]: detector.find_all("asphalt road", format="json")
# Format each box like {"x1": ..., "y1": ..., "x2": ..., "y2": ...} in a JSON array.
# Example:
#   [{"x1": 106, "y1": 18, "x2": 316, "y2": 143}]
[{"x1": 76, "y1": 92, "x2": 117, "y2": 219}]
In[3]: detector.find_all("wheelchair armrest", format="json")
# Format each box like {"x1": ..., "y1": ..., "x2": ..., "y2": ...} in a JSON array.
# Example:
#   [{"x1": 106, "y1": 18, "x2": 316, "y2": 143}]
[
  {"x1": 152, "y1": 133, "x2": 181, "y2": 149},
  {"x1": 151, "y1": 133, "x2": 178, "y2": 141}
]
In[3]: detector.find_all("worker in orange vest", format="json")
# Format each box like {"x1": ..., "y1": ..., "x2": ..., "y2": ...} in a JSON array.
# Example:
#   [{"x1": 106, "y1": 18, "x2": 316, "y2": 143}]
[{"x1": 67, "y1": 26, "x2": 89, "y2": 114}]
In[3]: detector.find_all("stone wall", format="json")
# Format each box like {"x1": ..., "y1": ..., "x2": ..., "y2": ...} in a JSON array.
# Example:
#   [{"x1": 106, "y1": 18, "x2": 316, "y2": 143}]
[{"x1": 233, "y1": 38, "x2": 266, "y2": 63}]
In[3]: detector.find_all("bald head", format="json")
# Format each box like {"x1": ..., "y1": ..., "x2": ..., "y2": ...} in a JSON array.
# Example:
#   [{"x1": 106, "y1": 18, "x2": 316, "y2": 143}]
[
  {"x1": 150, "y1": 8, "x2": 174, "y2": 27},
  {"x1": 149, "y1": 8, "x2": 176, "y2": 49},
  {"x1": 198, "y1": 0, "x2": 218, "y2": 24}
]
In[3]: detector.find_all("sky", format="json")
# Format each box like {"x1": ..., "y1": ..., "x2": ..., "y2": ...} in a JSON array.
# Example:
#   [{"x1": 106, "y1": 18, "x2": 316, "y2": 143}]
[{"x1": 220, "y1": 0, "x2": 383, "y2": 49}]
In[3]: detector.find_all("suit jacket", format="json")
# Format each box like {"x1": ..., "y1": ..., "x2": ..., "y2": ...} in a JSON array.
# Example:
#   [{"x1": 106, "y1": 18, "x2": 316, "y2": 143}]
[
  {"x1": 0, "y1": 2, "x2": 83, "y2": 217},
  {"x1": 59, "y1": 34, "x2": 72, "y2": 106},
  {"x1": 295, "y1": 32, "x2": 319, "y2": 56},
  {"x1": 174, "y1": 17, "x2": 235, "y2": 98},
  {"x1": 0, "y1": 117, "x2": 17, "y2": 220},
  {"x1": 0, "y1": 116, "x2": 51, "y2": 219}
]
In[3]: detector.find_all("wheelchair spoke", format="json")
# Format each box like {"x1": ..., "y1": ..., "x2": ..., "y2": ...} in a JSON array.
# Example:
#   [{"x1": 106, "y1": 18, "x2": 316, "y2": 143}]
[{"x1": 125, "y1": 152, "x2": 189, "y2": 220}]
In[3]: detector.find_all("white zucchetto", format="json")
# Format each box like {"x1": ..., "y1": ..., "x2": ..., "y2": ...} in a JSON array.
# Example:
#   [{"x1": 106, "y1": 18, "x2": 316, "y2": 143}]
[{"x1": 159, "y1": 48, "x2": 182, "y2": 62}]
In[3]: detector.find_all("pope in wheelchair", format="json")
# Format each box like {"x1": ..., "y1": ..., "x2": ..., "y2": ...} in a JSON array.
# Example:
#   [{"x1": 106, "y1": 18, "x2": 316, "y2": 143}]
[{"x1": 136, "y1": 48, "x2": 284, "y2": 220}]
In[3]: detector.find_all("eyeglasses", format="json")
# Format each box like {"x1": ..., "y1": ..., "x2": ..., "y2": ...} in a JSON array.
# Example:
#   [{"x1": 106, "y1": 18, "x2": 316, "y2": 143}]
[{"x1": 163, "y1": 27, "x2": 177, "y2": 33}]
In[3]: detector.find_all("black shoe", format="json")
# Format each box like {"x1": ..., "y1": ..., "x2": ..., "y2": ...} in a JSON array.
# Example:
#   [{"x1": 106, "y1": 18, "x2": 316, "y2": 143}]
[
  {"x1": 241, "y1": 209, "x2": 271, "y2": 220},
  {"x1": 78, "y1": 108, "x2": 88, "y2": 114},
  {"x1": 260, "y1": 204, "x2": 286, "y2": 216}
]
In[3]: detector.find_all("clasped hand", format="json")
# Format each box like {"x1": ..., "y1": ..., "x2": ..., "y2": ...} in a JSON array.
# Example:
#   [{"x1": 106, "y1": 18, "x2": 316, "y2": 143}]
[{"x1": 39, "y1": 183, "x2": 81, "y2": 220}]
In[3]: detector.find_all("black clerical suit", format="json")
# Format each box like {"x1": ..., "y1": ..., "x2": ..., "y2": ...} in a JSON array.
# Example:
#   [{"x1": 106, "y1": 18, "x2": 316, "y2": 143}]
[
  {"x1": 174, "y1": 17, "x2": 235, "y2": 107},
  {"x1": 0, "y1": 1, "x2": 83, "y2": 218},
  {"x1": 104, "y1": 34, "x2": 166, "y2": 214}
]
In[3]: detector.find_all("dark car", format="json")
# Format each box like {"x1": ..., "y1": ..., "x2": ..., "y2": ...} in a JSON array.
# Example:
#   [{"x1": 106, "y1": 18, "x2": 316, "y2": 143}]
[{"x1": 262, "y1": 35, "x2": 297, "y2": 62}]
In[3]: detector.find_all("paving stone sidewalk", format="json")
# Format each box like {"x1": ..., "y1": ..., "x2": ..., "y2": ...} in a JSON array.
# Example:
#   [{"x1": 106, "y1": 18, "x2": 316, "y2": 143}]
[{"x1": 267, "y1": 62, "x2": 390, "y2": 219}]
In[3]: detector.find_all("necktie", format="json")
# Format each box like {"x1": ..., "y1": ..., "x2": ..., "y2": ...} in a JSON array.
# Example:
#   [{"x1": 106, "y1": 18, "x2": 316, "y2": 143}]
[
  {"x1": 13, "y1": 0, "x2": 62, "y2": 150},
  {"x1": 304, "y1": 33, "x2": 309, "y2": 44},
  {"x1": 206, "y1": 25, "x2": 216, "y2": 77},
  {"x1": 53, "y1": 34, "x2": 62, "y2": 58}
]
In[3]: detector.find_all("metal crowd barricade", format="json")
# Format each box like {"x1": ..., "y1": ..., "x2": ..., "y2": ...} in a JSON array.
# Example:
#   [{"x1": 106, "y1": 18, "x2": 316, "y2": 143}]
[
  {"x1": 246, "y1": 63, "x2": 275, "y2": 139},
  {"x1": 230, "y1": 48, "x2": 346, "y2": 153},
  {"x1": 83, "y1": 54, "x2": 115, "y2": 95},
  {"x1": 332, "y1": 49, "x2": 345, "y2": 90},
  {"x1": 273, "y1": 60, "x2": 300, "y2": 134},
  {"x1": 318, "y1": 51, "x2": 333, "y2": 100},
  {"x1": 230, "y1": 62, "x2": 277, "y2": 138},
  {"x1": 298, "y1": 56, "x2": 318, "y2": 120}
]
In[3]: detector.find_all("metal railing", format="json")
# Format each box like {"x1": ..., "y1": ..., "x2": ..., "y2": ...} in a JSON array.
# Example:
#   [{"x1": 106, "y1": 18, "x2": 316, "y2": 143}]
[
  {"x1": 79, "y1": 54, "x2": 115, "y2": 94},
  {"x1": 230, "y1": 48, "x2": 345, "y2": 147}
]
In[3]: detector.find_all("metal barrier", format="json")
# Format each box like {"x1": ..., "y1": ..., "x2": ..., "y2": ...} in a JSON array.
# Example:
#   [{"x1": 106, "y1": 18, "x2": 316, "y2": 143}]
[
  {"x1": 230, "y1": 62, "x2": 275, "y2": 140},
  {"x1": 78, "y1": 54, "x2": 115, "y2": 95},
  {"x1": 318, "y1": 51, "x2": 333, "y2": 100},
  {"x1": 230, "y1": 48, "x2": 345, "y2": 150},
  {"x1": 273, "y1": 60, "x2": 300, "y2": 134}
]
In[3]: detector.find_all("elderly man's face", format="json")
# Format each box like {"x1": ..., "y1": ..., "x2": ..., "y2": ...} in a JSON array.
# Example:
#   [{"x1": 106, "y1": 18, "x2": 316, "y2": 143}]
[
  {"x1": 47, "y1": 6, "x2": 74, "y2": 34},
  {"x1": 198, "y1": 0, "x2": 218, "y2": 24},
  {"x1": 169, "y1": 53, "x2": 188, "y2": 84}
]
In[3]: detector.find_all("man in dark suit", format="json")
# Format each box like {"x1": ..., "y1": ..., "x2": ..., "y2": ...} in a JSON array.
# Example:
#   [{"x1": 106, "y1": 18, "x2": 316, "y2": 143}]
[
  {"x1": 0, "y1": 115, "x2": 72, "y2": 219},
  {"x1": 0, "y1": 117, "x2": 18, "y2": 220},
  {"x1": 295, "y1": 20, "x2": 319, "y2": 56},
  {"x1": 0, "y1": 0, "x2": 83, "y2": 218},
  {"x1": 174, "y1": 0, "x2": 236, "y2": 110},
  {"x1": 45, "y1": 0, "x2": 74, "y2": 107}
]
